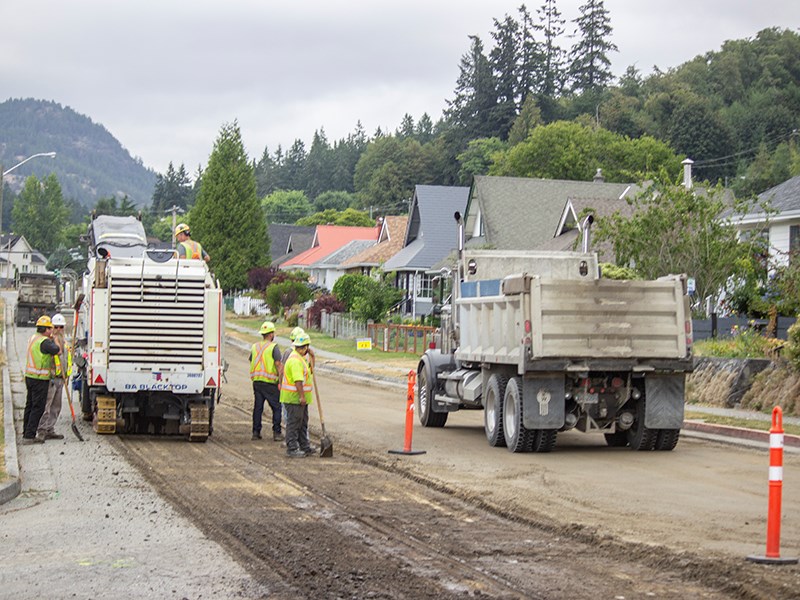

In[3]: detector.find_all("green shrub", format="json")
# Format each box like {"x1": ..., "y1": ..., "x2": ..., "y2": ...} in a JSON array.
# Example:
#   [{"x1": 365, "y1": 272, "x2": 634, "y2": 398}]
[
  {"x1": 694, "y1": 324, "x2": 784, "y2": 359},
  {"x1": 785, "y1": 320, "x2": 800, "y2": 370},
  {"x1": 599, "y1": 263, "x2": 641, "y2": 280}
]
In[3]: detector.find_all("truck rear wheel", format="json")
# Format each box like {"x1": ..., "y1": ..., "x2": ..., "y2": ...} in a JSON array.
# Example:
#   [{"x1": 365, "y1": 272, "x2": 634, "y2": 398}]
[
  {"x1": 503, "y1": 377, "x2": 532, "y2": 453},
  {"x1": 627, "y1": 400, "x2": 656, "y2": 451},
  {"x1": 531, "y1": 429, "x2": 557, "y2": 453},
  {"x1": 655, "y1": 428, "x2": 680, "y2": 451},
  {"x1": 417, "y1": 365, "x2": 447, "y2": 427},
  {"x1": 484, "y1": 373, "x2": 507, "y2": 447}
]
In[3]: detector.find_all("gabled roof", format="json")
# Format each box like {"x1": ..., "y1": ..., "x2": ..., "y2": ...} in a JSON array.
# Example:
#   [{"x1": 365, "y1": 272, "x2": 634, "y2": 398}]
[
  {"x1": 466, "y1": 175, "x2": 636, "y2": 250},
  {"x1": 383, "y1": 185, "x2": 469, "y2": 271},
  {"x1": 313, "y1": 239, "x2": 377, "y2": 268},
  {"x1": 342, "y1": 215, "x2": 408, "y2": 269},
  {"x1": 269, "y1": 224, "x2": 316, "y2": 263},
  {"x1": 0, "y1": 233, "x2": 23, "y2": 251},
  {"x1": 757, "y1": 175, "x2": 800, "y2": 214},
  {"x1": 281, "y1": 224, "x2": 379, "y2": 268}
]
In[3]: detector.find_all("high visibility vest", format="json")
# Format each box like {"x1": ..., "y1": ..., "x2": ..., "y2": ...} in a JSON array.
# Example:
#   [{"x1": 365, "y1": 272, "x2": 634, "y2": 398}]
[
  {"x1": 280, "y1": 350, "x2": 313, "y2": 405},
  {"x1": 250, "y1": 341, "x2": 279, "y2": 383},
  {"x1": 53, "y1": 348, "x2": 73, "y2": 378},
  {"x1": 178, "y1": 240, "x2": 204, "y2": 260},
  {"x1": 25, "y1": 334, "x2": 53, "y2": 380}
]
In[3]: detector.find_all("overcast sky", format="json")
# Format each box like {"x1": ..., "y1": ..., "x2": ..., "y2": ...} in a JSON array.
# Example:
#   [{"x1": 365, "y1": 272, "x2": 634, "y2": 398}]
[{"x1": 2, "y1": 1, "x2": 798, "y2": 175}]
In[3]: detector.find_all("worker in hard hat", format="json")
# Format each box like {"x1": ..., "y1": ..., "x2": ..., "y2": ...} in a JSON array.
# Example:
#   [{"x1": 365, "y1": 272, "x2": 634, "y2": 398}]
[
  {"x1": 36, "y1": 313, "x2": 71, "y2": 441},
  {"x1": 282, "y1": 326, "x2": 315, "y2": 369},
  {"x1": 174, "y1": 223, "x2": 210, "y2": 263},
  {"x1": 249, "y1": 321, "x2": 284, "y2": 441},
  {"x1": 280, "y1": 332, "x2": 315, "y2": 458},
  {"x1": 22, "y1": 315, "x2": 62, "y2": 444}
]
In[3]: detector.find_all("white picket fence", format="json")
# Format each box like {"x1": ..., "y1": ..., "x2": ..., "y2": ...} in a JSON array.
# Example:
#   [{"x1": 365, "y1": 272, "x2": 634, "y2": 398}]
[
  {"x1": 318, "y1": 311, "x2": 368, "y2": 339},
  {"x1": 232, "y1": 295, "x2": 271, "y2": 316}
]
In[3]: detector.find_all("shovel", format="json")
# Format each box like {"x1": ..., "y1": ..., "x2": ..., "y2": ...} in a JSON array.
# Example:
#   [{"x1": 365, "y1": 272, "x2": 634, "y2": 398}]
[
  {"x1": 63, "y1": 293, "x2": 86, "y2": 441},
  {"x1": 311, "y1": 373, "x2": 333, "y2": 457}
]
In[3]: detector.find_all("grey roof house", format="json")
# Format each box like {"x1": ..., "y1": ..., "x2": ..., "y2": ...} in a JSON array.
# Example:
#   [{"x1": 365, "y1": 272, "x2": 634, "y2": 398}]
[
  {"x1": 730, "y1": 174, "x2": 800, "y2": 267},
  {"x1": 383, "y1": 185, "x2": 470, "y2": 318},
  {"x1": 269, "y1": 224, "x2": 315, "y2": 268},
  {"x1": 465, "y1": 174, "x2": 639, "y2": 251}
]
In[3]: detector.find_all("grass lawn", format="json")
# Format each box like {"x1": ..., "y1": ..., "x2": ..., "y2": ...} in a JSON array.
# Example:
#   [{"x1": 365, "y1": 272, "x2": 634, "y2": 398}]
[
  {"x1": 226, "y1": 314, "x2": 420, "y2": 371},
  {"x1": 685, "y1": 410, "x2": 800, "y2": 436}
]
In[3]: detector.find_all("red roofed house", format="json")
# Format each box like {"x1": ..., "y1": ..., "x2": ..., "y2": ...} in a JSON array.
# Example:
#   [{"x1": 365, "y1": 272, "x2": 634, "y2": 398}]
[{"x1": 279, "y1": 224, "x2": 380, "y2": 291}]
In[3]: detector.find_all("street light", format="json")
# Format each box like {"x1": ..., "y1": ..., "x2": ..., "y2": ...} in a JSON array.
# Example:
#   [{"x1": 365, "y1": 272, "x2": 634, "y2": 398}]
[{"x1": 0, "y1": 151, "x2": 57, "y2": 281}]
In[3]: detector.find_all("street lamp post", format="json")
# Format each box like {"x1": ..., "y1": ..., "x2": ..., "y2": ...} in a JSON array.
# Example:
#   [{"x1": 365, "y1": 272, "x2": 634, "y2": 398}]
[{"x1": 0, "y1": 152, "x2": 57, "y2": 282}]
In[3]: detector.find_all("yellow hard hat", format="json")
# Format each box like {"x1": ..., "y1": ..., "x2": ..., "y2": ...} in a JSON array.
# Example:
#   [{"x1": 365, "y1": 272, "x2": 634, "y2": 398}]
[
  {"x1": 36, "y1": 315, "x2": 53, "y2": 328},
  {"x1": 174, "y1": 223, "x2": 190, "y2": 236},
  {"x1": 293, "y1": 332, "x2": 310, "y2": 347},
  {"x1": 259, "y1": 321, "x2": 276, "y2": 335},
  {"x1": 289, "y1": 326, "x2": 305, "y2": 341}
]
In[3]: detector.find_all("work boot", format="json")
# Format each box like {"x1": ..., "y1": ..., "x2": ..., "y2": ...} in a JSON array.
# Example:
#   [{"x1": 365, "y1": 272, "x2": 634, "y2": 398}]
[
  {"x1": 286, "y1": 449, "x2": 306, "y2": 458},
  {"x1": 302, "y1": 446, "x2": 317, "y2": 457},
  {"x1": 273, "y1": 432, "x2": 284, "y2": 442},
  {"x1": 44, "y1": 432, "x2": 64, "y2": 440},
  {"x1": 251, "y1": 433, "x2": 262, "y2": 441},
  {"x1": 21, "y1": 437, "x2": 45, "y2": 445}
]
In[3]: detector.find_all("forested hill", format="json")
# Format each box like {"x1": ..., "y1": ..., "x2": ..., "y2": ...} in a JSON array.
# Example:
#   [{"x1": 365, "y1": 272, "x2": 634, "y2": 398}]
[{"x1": 0, "y1": 98, "x2": 156, "y2": 207}]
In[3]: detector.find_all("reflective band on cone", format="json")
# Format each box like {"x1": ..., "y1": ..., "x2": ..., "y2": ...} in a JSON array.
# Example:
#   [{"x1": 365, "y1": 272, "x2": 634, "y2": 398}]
[{"x1": 747, "y1": 406, "x2": 798, "y2": 565}]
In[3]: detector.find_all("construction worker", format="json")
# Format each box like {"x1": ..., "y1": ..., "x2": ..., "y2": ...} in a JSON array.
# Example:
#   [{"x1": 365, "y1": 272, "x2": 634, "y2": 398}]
[
  {"x1": 280, "y1": 332, "x2": 315, "y2": 458},
  {"x1": 282, "y1": 326, "x2": 315, "y2": 369},
  {"x1": 22, "y1": 316, "x2": 61, "y2": 444},
  {"x1": 174, "y1": 223, "x2": 210, "y2": 263},
  {"x1": 250, "y1": 321, "x2": 283, "y2": 441},
  {"x1": 36, "y1": 313, "x2": 70, "y2": 441}
]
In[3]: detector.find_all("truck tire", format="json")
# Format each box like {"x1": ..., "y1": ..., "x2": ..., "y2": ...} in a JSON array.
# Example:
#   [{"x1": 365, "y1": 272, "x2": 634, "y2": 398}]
[
  {"x1": 627, "y1": 400, "x2": 656, "y2": 451},
  {"x1": 503, "y1": 377, "x2": 532, "y2": 453},
  {"x1": 417, "y1": 365, "x2": 447, "y2": 427},
  {"x1": 484, "y1": 373, "x2": 507, "y2": 447},
  {"x1": 655, "y1": 428, "x2": 680, "y2": 451},
  {"x1": 531, "y1": 429, "x2": 557, "y2": 453}
]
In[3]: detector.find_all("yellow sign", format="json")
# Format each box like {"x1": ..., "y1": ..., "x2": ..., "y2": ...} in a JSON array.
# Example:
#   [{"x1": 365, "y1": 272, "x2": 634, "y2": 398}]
[{"x1": 356, "y1": 338, "x2": 372, "y2": 351}]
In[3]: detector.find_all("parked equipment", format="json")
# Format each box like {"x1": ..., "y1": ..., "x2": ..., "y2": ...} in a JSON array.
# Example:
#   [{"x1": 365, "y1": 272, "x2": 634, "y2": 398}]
[
  {"x1": 15, "y1": 272, "x2": 60, "y2": 326},
  {"x1": 74, "y1": 215, "x2": 223, "y2": 442},
  {"x1": 416, "y1": 212, "x2": 694, "y2": 452}
]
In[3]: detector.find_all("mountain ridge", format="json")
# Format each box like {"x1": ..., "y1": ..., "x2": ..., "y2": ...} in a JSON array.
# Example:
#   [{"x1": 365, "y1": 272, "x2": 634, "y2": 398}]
[{"x1": 0, "y1": 98, "x2": 157, "y2": 207}]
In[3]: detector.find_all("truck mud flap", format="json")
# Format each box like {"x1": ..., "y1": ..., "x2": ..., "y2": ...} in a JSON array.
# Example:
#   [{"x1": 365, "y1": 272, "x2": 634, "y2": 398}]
[
  {"x1": 644, "y1": 374, "x2": 685, "y2": 429},
  {"x1": 523, "y1": 375, "x2": 565, "y2": 429}
]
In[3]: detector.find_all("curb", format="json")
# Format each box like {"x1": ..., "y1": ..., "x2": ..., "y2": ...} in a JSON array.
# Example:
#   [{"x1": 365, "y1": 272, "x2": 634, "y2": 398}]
[
  {"x1": 683, "y1": 420, "x2": 800, "y2": 448},
  {"x1": 1, "y1": 331, "x2": 21, "y2": 505}
]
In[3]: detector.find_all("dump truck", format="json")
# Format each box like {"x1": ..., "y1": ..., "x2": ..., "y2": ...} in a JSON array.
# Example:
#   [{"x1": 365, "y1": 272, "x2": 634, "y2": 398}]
[
  {"x1": 416, "y1": 213, "x2": 693, "y2": 452},
  {"x1": 75, "y1": 215, "x2": 223, "y2": 442},
  {"x1": 15, "y1": 272, "x2": 61, "y2": 326}
]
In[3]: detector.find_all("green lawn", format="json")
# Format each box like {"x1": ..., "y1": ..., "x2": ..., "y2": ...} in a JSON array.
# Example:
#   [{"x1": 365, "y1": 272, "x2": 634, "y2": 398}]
[
  {"x1": 685, "y1": 410, "x2": 800, "y2": 436},
  {"x1": 226, "y1": 314, "x2": 420, "y2": 369}
]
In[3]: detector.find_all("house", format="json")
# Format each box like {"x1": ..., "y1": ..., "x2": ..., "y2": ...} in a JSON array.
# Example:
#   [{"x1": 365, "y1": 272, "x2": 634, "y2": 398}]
[
  {"x1": 465, "y1": 174, "x2": 639, "y2": 251},
  {"x1": 342, "y1": 215, "x2": 408, "y2": 276},
  {"x1": 731, "y1": 174, "x2": 800, "y2": 267},
  {"x1": 268, "y1": 224, "x2": 316, "y2": 268},
  {"x1": 383, "y1": 185, "x2": 469, "y2": 317},
  {"x1": 0, "y1": 234, "x2": 50, "y2": 285},
  {"x1": 279, "y1": 224, "x2": 380, "y2": 291}
]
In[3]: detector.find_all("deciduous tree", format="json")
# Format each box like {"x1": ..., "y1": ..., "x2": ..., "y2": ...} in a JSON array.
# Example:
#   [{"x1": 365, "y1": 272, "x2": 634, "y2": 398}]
[{"x1": 12, "y1": 174, "x2": 68, "y2": 254}]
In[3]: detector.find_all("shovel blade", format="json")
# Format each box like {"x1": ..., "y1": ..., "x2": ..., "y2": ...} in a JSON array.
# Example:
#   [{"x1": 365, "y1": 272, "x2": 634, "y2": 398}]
[
  {"x1": 71, "y1": 421, "x2": 85, "y2": 442},
  {"x1": 319, "y1": 436, "x2": 333, "y2": 458}
]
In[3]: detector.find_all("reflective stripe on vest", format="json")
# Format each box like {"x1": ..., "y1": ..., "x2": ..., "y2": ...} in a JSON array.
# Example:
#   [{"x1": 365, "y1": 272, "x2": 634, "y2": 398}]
[
  {"x1": 280, "y1": 351, "x2": 312, "y2": 404},
  {"x1": 250, "y1": 341, "x2": 278, "y2": 383},
  {"x1": 179, "y1": 240, "x2": 203, "y2": 259},
  {"x1": 25, "y1": 334, "x2": 53, "y2": 380}
]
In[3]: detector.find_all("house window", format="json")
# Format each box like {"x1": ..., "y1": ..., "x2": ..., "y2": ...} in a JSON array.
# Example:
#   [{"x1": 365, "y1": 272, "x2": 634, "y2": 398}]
[
  {"x1": 790, "y1": 225, "x2": 800, "y2": 264},
  {"x1": 415, "y1": 273, "x2": 434, "y2": 298},
  {"x1": 23, "y1": 253, "x2": 29, "y2": 260}
]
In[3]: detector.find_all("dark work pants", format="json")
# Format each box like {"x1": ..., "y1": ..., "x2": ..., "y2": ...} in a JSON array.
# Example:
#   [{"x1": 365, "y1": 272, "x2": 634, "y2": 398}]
[
  {"x1": 284, "y1": 403, "x2": 309, "y2": 452},
  {"x1": 24, "y1": 377, "x2": 50, "y2": 439},
  {"x1": 252, "y1": 381, "x2": 281, "y2": 435}
]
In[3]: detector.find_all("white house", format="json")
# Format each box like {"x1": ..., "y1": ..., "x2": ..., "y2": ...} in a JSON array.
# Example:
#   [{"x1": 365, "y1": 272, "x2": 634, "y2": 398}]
[{"x1": 0, "y1": 234, "x2": 50, "y2": 285}]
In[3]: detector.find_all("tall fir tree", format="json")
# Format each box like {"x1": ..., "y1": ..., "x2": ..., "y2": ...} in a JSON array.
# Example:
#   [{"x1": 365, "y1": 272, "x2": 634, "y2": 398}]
[
  {"x1": 304, "y1": 129, "x2": 334, "y2": 199},
  {"x1": 517, "y1": 4, "x2": 545, "y2": 103},
  {"x1": 445, "y1": 35, "x2": 501, "y2": 139},
  {"x1": 537, "y1": 0, "x2": 566, "y2": 120},
  {"x1": 151, "y1": 162, "x2": 192, "y2": 214},
  {"x1": 284, "y1": 139, "x2": 307, "y2": 191},
  {"x1": 191, "y1": 121, "x2": 269, "y2": 291},
  {"x1": 567, "y1": 0, "x2": 618, "y2": 94},
  {"x1": 489, "y1": 14, "x2": 521, "y2": 139}
]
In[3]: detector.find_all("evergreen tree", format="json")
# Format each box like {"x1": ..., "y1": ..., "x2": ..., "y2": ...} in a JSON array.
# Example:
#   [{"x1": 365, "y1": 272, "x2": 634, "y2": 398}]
[
  {"x1": 284, "y1": 139, "x2": 307, "y2": 191},
  {"x1": 445, "y1": 35, "x2": 500, "y2": 138},
  {"x1": 11, "y1": 173, "x2": 69, "y2": 254},
  {"x1": 517, "y1": 4, "x2": 545, "y2": 102},
  {"x1": 254, "y1": 146, "x2": 278, "y2": 198},
  {"x1": 192, "y1": 121, "x2": 269, "y2": 290},
  {"x1": 304, "y1": 129, "x2": 334, "y2": 199},
  {"x1": 567, "y1": 0, "x2": 618, "y2": 94},
  {"x1": 396, "y1": 114, "x2": 415, "y2": 138},
  {"x1": 489, "y1": 14, "x2": 521, "y2": 139},
  {"x1": 415, "y1": 113, "x2": 435, "y2": 144},
  {"x1": 537, "y1": 0, "x2": 566, "y2": 103},
  {"x1": 151, "y1": 162, "x2": 192, "y2": 215}
]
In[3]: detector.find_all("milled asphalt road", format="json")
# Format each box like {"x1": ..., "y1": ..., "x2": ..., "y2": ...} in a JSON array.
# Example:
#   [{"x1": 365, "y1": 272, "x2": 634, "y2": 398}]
[
  {"x1": 0, "y1": 297, "x2": 266, "y2": 599},
  {"x1": 3, "y1": 315, "x2": 799, "y2": 599}
]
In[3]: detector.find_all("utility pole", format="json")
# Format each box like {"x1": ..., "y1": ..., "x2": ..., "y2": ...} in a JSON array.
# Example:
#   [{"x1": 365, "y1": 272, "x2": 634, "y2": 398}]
[{"x1": 167, "y1": 204, "x2": 184, "y2": 247}]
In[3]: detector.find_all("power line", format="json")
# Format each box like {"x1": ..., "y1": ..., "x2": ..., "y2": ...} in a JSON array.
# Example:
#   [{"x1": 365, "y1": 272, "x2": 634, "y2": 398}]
[{"x1": 692, "y1": 128, "x2": 798, "y2": 167}]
